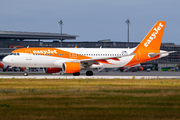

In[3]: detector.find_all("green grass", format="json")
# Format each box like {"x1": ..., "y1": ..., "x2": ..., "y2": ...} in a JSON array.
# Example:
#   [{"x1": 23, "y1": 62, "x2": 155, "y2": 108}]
[{"x1": 0, "y1": 78, "x2": 180, "y2": 120}]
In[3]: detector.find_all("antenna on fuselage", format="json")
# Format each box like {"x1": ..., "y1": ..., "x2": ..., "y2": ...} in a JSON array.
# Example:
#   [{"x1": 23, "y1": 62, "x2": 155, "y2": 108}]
[{"x1": 27, "y1": 46, "x2": 29, "y2": 48}]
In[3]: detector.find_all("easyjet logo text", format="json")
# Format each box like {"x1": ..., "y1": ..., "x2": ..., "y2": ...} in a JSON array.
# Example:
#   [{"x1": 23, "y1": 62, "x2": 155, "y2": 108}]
[
  {"x1": 144, "y1": 23, "x2": 164, "y2": 47},
  {"x1": 33, "y1": 49, "x2": 57, "y2": 54}
]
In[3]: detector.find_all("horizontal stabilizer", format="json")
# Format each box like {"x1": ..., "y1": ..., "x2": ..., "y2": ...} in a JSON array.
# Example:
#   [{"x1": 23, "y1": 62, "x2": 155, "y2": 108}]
[{"x1": 148, "y1": 51, "x2": 176, "y2": 58}]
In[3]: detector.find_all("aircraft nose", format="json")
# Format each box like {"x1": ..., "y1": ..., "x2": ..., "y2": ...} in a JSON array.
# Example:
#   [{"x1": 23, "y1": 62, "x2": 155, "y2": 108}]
[{"x1": 2, "y1": 56, "x2": 10, "y2": 65}]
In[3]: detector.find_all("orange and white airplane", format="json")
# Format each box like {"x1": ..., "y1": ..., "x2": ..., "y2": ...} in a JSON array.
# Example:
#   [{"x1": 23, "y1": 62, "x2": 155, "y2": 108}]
[
  {"x1": 2, "y1": 21, "x2": 175, "y2": 76},
  {"x1": 0, "y1": 61, "x2": 26, "y2": 72},
  {"x1": 0, "y1": 61, "x2": 9, "y2": 71}
]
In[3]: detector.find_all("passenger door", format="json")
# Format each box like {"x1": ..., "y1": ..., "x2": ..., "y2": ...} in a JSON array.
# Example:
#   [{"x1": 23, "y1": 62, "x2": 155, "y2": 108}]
[{"x1": 26, "y1": 49, "x2": 32, "y2": 60}]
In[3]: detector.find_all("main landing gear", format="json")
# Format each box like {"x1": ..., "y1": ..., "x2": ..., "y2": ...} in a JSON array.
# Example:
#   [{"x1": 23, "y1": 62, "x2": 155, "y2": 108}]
[
  {"x1": 86, "y1": 70, "x2": 93, "y2": 76},
  {"x1": 72, "y1": 71, "x2": 93, "y2": 76},
  {"x1": 73, "y1": 72, "x2": 80, "y2": 76}
]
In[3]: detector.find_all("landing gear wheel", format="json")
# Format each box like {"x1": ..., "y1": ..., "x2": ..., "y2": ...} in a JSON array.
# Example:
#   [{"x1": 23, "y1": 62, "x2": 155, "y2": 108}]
[
  {"x1": 73, "y1": 72, "x2": 80, "y2": 76},
  {"x1": 86, "y1": 71, "x2": 93, "y2": 76},
  {"x1": 23, "y1": 72, "x2": 28, "y2": 76}
]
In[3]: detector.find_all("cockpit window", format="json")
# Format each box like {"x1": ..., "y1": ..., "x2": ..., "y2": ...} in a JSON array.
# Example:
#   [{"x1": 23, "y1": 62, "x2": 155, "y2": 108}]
[{"x1": 9, "y1": 53, "x2": 20, "y2": 56}]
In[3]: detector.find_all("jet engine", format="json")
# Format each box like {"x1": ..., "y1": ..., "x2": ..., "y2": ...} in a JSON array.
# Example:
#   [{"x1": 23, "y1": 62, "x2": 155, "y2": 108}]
[
  {"x1": 62, "y1": 62, "x2": 81, "y2": 73},
  {"x1": 45, "y1": 67, "x2": 61, "y2": 73},
  {"x1": 0, "y1": 61, "x2": 9, "y2": 71},
  {"x1": 0, "y1": 62, "x2": 4, "y2": 68},
  {"x1": 139, "y1": 66, "x2": 144, "y2": 71}
]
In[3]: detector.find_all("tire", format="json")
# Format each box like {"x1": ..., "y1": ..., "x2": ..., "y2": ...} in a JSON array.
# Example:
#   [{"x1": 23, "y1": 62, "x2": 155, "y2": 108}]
[
  {"x1": 73, "y1": 72, "x2": 80, "y2": 76},
  {"x1": 23, "y1": 72, "x2": 28, "y2": 76},
  {"x1": 86, "y1": 71, "x2": 93, "y2": 76}
]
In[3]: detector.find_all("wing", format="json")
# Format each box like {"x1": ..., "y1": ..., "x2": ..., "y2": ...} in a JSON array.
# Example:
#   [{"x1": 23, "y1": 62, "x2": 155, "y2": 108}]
[
  {"x1": 79, "y1": 53, "x2": 135, "y2": 67},
  {"x1": 80, "y1": 53, "x2": 135, "y2": 62}
]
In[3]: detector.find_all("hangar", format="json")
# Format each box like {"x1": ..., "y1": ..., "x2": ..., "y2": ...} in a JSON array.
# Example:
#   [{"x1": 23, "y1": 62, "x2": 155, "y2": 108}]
[
  {"x1": 0, "y1": 30, "x2": 78, "y2": 55},
  {"x1": 0, "y1": 31, "x2": 78, "y2": 40}
]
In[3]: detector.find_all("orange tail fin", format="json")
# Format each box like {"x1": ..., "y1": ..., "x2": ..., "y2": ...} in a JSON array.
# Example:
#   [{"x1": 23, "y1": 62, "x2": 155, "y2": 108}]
[{"x1": 134, "y1": 21, "x2": 166, "y2": 53}]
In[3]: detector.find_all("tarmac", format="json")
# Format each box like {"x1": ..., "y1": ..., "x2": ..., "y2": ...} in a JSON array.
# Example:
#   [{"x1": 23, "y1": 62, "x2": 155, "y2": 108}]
[{"x1": 0, "y1": 71, "x2": 180, "y2": 79}]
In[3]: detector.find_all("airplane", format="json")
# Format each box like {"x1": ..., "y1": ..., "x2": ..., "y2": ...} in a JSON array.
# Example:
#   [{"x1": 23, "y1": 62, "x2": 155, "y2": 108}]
[
  {"x1": 0, "y1": 61, "x2": 26, "y2": 72},
  {"x1": 119, "y1": 64, "x2": 144, "y2": 72},
  {"x1": 2, "y1": 21, "x2": 176, "y2": 76},
  {"x1": 0, "y1": 60, "x2": 58, "y2": 73},
  {"x1": 0, "y1": 61, "x2": 9, "y2": 71},
  {"x1": 98, "y1": 64, "x2": 144, "y2": 72}
]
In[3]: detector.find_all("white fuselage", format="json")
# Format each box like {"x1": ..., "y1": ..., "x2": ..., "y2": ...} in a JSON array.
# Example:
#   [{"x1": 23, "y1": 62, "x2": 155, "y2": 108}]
[{"x1": 3, "y1": 48, "x2": 136, "y2": 68}]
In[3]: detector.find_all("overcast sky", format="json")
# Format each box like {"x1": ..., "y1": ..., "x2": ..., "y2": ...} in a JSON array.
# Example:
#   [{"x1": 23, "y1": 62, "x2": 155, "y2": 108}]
[{"x1": 0, "y1": 0, "x2": 180, "y2": 44}]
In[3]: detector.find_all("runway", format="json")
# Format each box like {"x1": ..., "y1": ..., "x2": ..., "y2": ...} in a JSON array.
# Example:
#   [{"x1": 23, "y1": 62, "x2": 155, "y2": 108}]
[
  {"x1": 0, "y1": 75, "x2": 180, "y2": 79},
  {"x1": 0, "y1": 71, "x2": 180, "y2": 79}
]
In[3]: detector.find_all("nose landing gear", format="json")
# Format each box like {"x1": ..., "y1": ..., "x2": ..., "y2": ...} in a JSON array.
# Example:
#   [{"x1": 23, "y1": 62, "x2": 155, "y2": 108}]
[
  {"x1": 23, "y1": 68, "x2": 29, "y2": 76},
  {"x1": 23, "y1": 72, "x2": 28, "y2": 76}
]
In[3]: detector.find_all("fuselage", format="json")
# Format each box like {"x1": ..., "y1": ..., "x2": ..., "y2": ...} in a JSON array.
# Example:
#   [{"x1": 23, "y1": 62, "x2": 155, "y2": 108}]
[
  {"x1": 2, "y1": 47, "x2": 168, "y2": 69},
  {"x1": 3, "y1": 48, "x2": 135, "y2": 68}
]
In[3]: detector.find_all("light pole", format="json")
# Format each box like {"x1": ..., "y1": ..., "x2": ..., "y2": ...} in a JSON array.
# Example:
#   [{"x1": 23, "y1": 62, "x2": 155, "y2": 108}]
[
  {"x1": 58, "y1": 20, "x2": 63, "y2": 47},
  {"x1": 125, "y1": 19, "x2": 130, "y2": 48}
]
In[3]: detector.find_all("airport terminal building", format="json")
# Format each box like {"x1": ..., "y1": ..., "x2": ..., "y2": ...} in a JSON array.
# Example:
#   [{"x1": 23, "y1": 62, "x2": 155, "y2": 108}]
[{"x1": 0, "y1": 31, "x2": 179, "y2": 69}]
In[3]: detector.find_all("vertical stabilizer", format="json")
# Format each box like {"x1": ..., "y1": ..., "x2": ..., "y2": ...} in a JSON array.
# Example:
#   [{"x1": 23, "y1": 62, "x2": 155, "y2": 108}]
[{"x1": 134, "y1": 21, "x2": 166, "y2": 53}]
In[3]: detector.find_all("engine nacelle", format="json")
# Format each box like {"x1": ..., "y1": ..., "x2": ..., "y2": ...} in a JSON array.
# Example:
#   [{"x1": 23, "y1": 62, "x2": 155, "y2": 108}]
[
  {"x1": 45, "y1": 67, "x2": 61, "y2": 73},
  {"x1": 139, "y1": 66, "x2": 144, "y2": 71},
  {"x1": 0, "y1": 62, "x2": 4, "y2": 68},
  {"x1": 0, "y1": 62, "x2": 8, "y2": 69},
  {"x1": 62, "y1": 62, "x2": 81, "y2": 73},
  {"x1": 21, "y1": 67, "x2": 25, "y2": 71}
]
